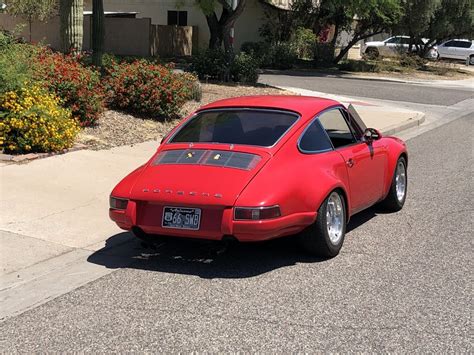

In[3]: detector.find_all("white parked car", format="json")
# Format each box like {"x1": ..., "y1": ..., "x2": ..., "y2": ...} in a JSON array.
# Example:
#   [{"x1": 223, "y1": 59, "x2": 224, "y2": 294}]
[
  {"x1": 437, "y1": 39, "x2": 474, "y2": 65},
  {"x1": 361, "y1": 36, "x2": 438, "y2": 60}
]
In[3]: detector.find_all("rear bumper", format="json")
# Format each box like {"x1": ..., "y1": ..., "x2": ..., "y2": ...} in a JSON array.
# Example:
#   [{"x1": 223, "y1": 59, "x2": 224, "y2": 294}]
[
  {"x1": 230, "y1": 212, "x2": 316, "y2": 241},
  {"x1": 109, "y1": 201, "x2": 316, "y2": 242}
]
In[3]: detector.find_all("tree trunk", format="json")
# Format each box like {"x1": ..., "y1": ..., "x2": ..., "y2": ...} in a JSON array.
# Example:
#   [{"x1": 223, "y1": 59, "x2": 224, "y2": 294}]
[
  {"x1": 28, "y1": 18, "x2": 32, "y2": 42},
  {"x1": 59, "y1": 0, "x2": 83, "y2": 54},
  {"x1": 333, "y1": 42, "x2": 354, "y2": 64},
  {"x1": 222, "y1": 25, "x2": 233, "y2": 53},
  {"x1": 205, "y1": 0, "x2": 246, "y2": 50},
  {"x1": 206, "y1": 12, "x2": 222, "y2": 49},
  {"x1": 334, "y1": 31, "x2": 384, "y2": 64},
  {"x1": 92, "y1": 0, "x2": 104, "y2": 67}
]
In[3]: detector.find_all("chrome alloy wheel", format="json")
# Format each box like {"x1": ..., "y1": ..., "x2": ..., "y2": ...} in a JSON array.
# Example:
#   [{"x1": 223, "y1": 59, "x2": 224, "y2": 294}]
[
  {"x1": 326, "y1": 192, "x2": 344, "y2": 245},
  {"x1": 395, "y1": 161, "x2": 407, "y2": 202}
]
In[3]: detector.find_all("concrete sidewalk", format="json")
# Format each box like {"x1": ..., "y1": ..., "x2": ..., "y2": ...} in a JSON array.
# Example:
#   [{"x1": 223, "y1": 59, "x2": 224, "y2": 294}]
[
  {"x1": 0, "y1": 93, "x2": 425, "y2": 320},
  {"x1": 349, "y1": 74, "x2": 474, "y2": 89}
]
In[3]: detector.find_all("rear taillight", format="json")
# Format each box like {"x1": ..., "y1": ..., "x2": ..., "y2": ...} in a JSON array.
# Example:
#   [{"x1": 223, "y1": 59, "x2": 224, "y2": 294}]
[
  {"x1": 234, "y1": 206, "x2": 281, "y2": 220},
  {"x1": 110, "y1": 196, "x2": 128, "y2": 210}
]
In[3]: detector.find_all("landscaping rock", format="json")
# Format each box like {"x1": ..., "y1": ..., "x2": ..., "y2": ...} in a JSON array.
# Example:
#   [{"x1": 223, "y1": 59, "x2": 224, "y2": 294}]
[{"x1": 76, "y1": 83, "x2": 293, "y2": 150}]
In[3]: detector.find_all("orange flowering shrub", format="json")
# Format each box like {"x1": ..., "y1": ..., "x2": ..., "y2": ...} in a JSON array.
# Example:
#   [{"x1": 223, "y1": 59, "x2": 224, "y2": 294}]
[
  {"x1": 104, "y1": 60, "x2": 197, "y2": 118},
  {"x1": 35, "y1": 48, "x2": 105, "y2": 127}
]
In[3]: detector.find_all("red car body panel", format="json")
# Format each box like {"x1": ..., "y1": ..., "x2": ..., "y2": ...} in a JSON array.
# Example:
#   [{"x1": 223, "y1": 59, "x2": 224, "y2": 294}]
[{"x1": 110, "y1": 96, "x2": 407, "y2": 242}]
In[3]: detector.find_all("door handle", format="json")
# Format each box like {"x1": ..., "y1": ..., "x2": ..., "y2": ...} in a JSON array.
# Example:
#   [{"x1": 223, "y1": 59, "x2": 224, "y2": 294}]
[{"x1": 346, "y1": 158, "x2": 355, "y2": 168}]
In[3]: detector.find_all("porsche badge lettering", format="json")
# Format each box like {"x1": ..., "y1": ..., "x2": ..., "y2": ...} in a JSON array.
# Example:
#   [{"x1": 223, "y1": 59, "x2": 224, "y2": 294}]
[{"x1": 142, "y1": 188, "x2": 222, "y2": 198}]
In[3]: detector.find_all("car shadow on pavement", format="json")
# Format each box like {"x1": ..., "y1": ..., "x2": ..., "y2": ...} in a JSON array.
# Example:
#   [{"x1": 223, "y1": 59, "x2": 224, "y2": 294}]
[{"x1": 87, "y1": 207, "x2": 381, "y2": 279}]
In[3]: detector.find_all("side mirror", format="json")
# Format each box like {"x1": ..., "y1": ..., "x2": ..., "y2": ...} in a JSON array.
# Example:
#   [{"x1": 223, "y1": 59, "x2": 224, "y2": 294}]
[{"x1": 363, "y1": 128, "x2": 382, "y2": 143}]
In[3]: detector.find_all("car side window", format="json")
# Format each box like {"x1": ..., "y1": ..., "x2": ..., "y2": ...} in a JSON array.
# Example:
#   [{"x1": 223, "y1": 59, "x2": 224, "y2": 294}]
[
  {"x1": 318, "y1": 109, "x2": 357, "y2": 149},
  {"x1": 299, "y1": 119, "x2": 333, "y2": 153},
  {"x1": 456, "y1": 41, "x2": 472, "y2": 48},
  {"x1": 444, "y1": 40, "x2": 456, "y2": 47},
  {"x1": 386, "y1": 37, "x2": 400, "y2": 44},
  {"x1": 342, "y1": 110, "x2": 363, "y2": 140},
  {"x1": 399, "y1": 37, "x2": 411, "y2": 45}
]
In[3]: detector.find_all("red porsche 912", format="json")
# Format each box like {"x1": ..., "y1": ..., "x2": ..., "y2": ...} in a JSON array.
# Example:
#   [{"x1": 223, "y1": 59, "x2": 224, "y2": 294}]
[{"x1": 110, "y1": 96, "x2": 408, "y2": 257}]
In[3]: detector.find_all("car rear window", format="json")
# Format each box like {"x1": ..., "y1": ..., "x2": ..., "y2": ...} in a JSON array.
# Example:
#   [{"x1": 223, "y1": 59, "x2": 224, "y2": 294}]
[{"x1": 170, "y1": 109, "x2": 299, "y2": 147}]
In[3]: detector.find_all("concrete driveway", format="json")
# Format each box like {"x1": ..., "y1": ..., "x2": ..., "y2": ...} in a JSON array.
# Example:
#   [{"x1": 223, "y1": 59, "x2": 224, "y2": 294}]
[{"x1": 0, "y1": 141, "x2": 158, "y2": 274}]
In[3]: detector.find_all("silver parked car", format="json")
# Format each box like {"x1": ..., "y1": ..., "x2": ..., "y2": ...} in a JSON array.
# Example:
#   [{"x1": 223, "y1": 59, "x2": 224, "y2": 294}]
[
  {"x1": 361, "y1": 36, "x2": 438, "y2": 60},
  {"x1": 437, "y1": 39, "x2": 474, "y2": 65}
]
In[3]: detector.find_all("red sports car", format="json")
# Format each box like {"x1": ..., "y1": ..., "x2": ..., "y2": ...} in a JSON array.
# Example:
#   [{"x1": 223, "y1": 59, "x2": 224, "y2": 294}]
[{"x1": 110, "y1": 96, "x2": 408, "y2": 257}]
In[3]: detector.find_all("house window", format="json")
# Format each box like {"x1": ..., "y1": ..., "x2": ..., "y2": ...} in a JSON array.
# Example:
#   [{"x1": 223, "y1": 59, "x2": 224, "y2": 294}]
[{"x1": 168, "y1": 11, "x2": 188, "y2": 26}]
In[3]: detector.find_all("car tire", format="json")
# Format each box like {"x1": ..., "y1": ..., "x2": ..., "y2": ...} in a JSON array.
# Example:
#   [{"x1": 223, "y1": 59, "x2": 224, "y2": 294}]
[
  {"x1": 299, "y1": 190, "x2": 346, "y2": 258},
  {"x1": 365, "y1": 47, "x2": 379, "y2": 59},
  {"x1": 379, "y1": 156, "x2": 407, "y2": 212},
  {"x1": 469, "y1": 55, "x2": 474, "y2": 66}
]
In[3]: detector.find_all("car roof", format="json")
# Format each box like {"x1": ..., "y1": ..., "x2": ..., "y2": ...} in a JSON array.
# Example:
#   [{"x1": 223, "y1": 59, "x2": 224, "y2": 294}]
[
  {"x1": 197, "y1": 95, "x2": 341, "y2": 119},
  {"x1": 443, "y1": 39, "x2": 473, "y2": 43}
]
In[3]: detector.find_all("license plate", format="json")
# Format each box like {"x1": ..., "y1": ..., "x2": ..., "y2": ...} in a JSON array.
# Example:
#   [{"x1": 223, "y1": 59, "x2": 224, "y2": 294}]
[{"x1": 162, "y1": 206, "x2": 201, "y2": 230}]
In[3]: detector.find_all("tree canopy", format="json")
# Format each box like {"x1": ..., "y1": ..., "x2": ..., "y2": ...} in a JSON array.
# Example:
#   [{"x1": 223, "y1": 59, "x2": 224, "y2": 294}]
[
  {"x1": 301, "y1": 0, "x2": 403, "y2": 63},
  {"x1": 394, "y1": 0, "x2": 473, "y2": 53},
  {"x1": 290, "y1": 0, "x2": 472, "y2": 63},
  {"x1": 5, "y1": 0, "x2": 57, "y2": 41}
]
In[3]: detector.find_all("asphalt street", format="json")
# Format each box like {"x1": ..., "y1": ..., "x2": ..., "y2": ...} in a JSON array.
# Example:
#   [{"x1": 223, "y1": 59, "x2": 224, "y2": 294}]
[
  {"x1": 0, "y1": 100, "x2": 472, "y2": 350},
  {"x1": 260, "y1": 72, "x2": 473, "y2": 105}
]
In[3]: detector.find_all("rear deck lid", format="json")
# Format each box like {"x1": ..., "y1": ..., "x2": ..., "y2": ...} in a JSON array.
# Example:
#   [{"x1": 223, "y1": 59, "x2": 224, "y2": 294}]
[{"x1": 131, "y1": 146, "x2": 271, "y2": 206}]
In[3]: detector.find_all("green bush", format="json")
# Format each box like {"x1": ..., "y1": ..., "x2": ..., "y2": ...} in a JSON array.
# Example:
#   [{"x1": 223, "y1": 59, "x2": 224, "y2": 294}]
[
  {"x1": 191, "y1": 49, "x2": 258, "y2": 83},
  {"x1": 190, "y1": 48, "x2": 230, "y2": 81},
  {"x1": 231, "y1": 52, "x2": 259, "y2": 83},
  {"x1": 0, "y1": 32, "x2": 38, "y2": 94},
  {"x1": 338, "y1": 59, "x2": 377, "y2": 72},
  {"x1": 313, "y1": 43, "x2": 335, "y2": 65},
  {"x1": 266, "y1": 43, "x2": 298, "y2": 69},
  {"x1": 292, "y1": 27, "x2": 317, "y2": 60},
  {"x1": 241, "y1": 41, "x2": 297, "y2": 69},
  {"x1": 339, "y1": 57, "x2": 429, "y2": 74},
  {"x1": 399, "y1": 54, "x2": 427, "y2": 69},
  {"x1": 241, "y1": 41, "x2": 267, "y2": 58}
]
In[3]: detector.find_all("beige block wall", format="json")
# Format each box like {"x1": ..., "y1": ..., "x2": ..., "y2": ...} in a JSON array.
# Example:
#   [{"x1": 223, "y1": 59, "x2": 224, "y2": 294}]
[
  {"x1": 0, "y1": 14, "x2": 61, "y2": 49},
  {"x1": 84, "y1": 16, "x2": 152, "y2": 56},
  {"x1": 90, "y1": 0, "x2": 266, "y2": 51}
]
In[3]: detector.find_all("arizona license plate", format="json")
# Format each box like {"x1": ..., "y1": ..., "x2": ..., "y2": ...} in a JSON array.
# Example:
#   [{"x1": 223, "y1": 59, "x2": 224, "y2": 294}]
[{"x1": 162, "y1": 206, "x2": 201, "y2": 230}]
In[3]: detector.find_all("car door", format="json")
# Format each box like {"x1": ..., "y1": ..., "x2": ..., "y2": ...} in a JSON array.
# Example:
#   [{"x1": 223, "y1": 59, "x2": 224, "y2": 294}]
[
  {"x1": 384, "y1": 36, "x2": 405, "y2": 56},
  {"x1": 454, "y1": 40, "x2": 472, "y2": 60},
  {"x1": 318, "y1": 108, "x2": 387, "y2": 214},
  {"x1": 439, "y1": 40, "x2": 457, "y2": 59},
  {"x1": 381, "y1": 37, "x2": 397, "y2": 56}
]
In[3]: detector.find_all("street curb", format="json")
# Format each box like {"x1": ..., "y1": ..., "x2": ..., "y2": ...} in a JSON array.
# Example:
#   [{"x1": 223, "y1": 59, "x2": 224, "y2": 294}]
[
  {"x1": 261, "y1": 69, "x2": 474, "y2": 88},
  {"x1": 381, "y1": 112, "x2": 426, "y2": 136},
  {"x1": 347, "y1": 74, "x2": 474, "y2": 87},
  {"x1": 0, "y1": 143, "x2": 87, "y2": 165}
]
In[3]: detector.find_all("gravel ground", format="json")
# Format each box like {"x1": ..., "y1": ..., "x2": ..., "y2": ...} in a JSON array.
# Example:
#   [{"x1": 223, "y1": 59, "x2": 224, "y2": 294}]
[{"x1": 77, "y1": 83, "x2": 293, "y2": 150}]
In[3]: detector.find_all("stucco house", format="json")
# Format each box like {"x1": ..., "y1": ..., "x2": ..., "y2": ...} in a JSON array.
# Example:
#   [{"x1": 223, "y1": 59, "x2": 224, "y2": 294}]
[{"x1": 83, "y1": 0, "x2": 290, "y2": 51}]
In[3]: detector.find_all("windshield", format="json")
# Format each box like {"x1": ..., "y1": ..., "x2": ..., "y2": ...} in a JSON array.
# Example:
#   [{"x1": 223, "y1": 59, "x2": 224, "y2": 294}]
[{"x1": 170, "y1": 109, "x2": 299, "y2": 147}]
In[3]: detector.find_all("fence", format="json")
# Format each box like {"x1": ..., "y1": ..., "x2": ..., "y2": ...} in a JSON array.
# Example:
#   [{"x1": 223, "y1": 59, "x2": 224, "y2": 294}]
[{"x1": 0, "y1": 14, "x2": 197, "y2": 57}]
